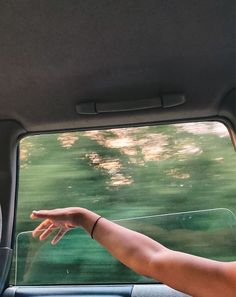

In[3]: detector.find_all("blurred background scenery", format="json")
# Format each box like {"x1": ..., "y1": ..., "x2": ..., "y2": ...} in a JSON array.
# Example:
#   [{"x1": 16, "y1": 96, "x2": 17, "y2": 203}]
[{"x1": 12, "y1": 122, "x2": 236, "y2": 285}]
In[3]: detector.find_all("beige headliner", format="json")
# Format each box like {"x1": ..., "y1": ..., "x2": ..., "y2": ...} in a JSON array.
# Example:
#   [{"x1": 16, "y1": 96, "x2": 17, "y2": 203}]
[{"x1": 0, "y1": 1, "x2": 235, "y2": 132}]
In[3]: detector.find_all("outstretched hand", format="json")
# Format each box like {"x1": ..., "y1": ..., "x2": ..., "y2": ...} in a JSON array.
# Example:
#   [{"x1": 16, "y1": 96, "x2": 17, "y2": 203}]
[
  {"x1": 30, "y1": 207, "x2": 81, "y2": 244},
  {"x1": 30, "y1": 207, "x2": 236, "y2": 297}
]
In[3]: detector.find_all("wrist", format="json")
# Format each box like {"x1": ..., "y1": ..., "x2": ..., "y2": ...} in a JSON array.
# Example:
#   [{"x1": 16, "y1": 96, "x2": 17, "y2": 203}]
[{"x1": 74, "y1": 208, "x2": 101, "y2": 234}]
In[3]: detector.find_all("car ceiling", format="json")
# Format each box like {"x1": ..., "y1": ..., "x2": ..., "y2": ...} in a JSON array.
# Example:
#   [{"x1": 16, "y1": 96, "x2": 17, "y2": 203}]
[{"x1": 0, "y1": 0, "x2": 235, "y2": 133}]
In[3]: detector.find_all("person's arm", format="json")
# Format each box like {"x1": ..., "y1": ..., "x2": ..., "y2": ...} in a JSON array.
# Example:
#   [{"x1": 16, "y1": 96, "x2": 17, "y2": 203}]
[{"x1": 31, "y1": 207, "x2": 236, "y2": 297}]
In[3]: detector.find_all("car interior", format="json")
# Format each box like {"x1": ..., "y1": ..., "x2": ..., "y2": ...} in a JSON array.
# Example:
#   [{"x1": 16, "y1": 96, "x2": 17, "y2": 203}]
[{"x1": 0, "y1": 1, "x2": 235, "y2": 296}]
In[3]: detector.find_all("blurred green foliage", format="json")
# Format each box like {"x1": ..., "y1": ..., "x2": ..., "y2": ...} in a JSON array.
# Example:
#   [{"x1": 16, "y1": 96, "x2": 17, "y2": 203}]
[{"x1": 12, "y1": 122, "x2": 236, "y2": 285}]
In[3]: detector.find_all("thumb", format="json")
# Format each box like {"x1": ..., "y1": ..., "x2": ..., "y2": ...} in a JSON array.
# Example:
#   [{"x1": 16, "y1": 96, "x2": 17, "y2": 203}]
[{"x1": 31, "y1": 210, "x2": 54, "y2": 219}]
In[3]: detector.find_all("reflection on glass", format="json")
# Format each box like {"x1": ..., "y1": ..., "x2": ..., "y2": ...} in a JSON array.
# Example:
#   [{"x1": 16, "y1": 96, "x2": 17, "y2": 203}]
[{"x1": 15, "y1": 208, "x2": 236, "y2": 285}]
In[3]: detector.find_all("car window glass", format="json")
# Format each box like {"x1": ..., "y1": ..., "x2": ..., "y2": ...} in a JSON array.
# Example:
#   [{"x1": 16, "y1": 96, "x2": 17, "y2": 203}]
[
  {"x1": 12, "y1": 122, "x2": 236, "y2": 285},
  {"x1": 14, "y1": 208, "x2": 236, "y2": 285}
]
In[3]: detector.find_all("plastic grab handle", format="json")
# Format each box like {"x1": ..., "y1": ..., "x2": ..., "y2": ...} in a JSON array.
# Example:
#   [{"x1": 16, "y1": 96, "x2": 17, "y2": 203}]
[{"x1": 76, "y1": 94, "x2": 185, "y2": 115}]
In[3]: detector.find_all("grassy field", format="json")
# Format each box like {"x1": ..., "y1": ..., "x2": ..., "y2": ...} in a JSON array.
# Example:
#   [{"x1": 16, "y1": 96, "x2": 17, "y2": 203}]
[{"x1": 12, "y1": 122, "x2": 236, "y2": 285}]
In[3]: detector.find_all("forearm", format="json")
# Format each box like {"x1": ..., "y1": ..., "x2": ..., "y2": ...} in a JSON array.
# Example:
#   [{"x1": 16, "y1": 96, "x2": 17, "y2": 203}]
[{"x1": 79, "y1": 208, "x2": 167, "y2": 277}]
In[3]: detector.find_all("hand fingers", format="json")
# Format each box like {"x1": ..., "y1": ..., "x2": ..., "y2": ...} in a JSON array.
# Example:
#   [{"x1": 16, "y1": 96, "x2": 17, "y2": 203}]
[
  {"x1": 31, "y1": 209, "x2": 72, "y2": 243},
  {"x1": 39, "y1": 224, "x2": 55, "y2": 241},
  {"x1": 51, "y1": 228, "x2": 68, "y2": 245},
  {"x1": 32, "y1": 219, "x2": 52, "y2": 238}
]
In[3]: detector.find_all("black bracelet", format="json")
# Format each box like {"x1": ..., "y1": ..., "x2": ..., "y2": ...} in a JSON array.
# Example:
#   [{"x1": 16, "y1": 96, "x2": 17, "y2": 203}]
[{"x1": 91, "y1": 216, "x2": 102, "y2": 239}]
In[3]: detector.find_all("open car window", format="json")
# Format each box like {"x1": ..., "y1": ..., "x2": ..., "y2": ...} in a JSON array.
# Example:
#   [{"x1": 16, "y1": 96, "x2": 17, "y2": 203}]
[{"x1": 12, "y1": 122, "x2": 236, "y2": 285}]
